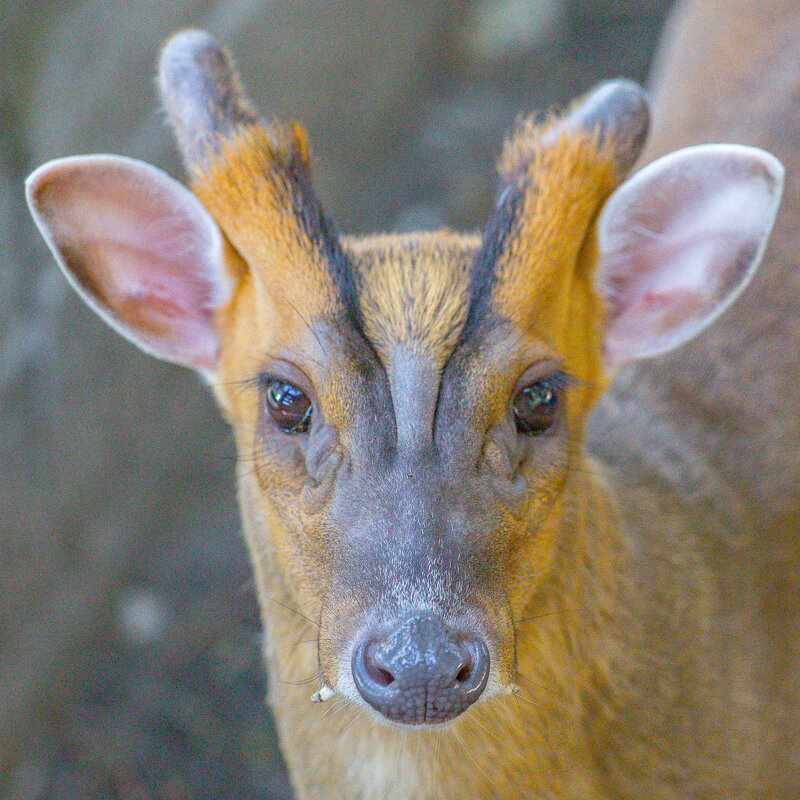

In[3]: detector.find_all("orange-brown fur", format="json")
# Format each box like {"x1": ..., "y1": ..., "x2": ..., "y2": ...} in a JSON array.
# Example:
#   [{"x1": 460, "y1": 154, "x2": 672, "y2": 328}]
[
  {"x1": 193, "y1": 124, "x2": 341, "y2": 334},
  {"x1": 24, "y1": 12, "x2": 798, "y2": 797},
  {"x1": 196, "y1": 126, "x2": 657, "y2": 798},
  {"x1": 353, "y1": 231, "x2": 476, "y2": 370},
  {"x1": 185, "y1": 94, "x2": 729, "y2": 796},
  {"x1": 494, "y1": 126, "x2": 615, "y2": 336},
  {"x1": 162, "y1": 14, "x2": 797, "y2": 797},
  {"x1": 251, "y1": 472, "x2": 629, "y2": 800}
]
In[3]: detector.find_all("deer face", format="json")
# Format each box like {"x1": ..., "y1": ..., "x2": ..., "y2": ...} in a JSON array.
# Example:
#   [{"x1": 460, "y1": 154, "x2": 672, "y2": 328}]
[
  {"x1": 26, "y1": 31, "x2": 782, "y2": 727},
  {"x1": 197, "y1": 105, "x2": 626, "y2": 724}
]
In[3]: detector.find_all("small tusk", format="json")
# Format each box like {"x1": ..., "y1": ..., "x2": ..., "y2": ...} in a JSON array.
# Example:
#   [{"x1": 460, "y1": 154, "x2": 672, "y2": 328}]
[{"x1": 311, "y1": 684, "x2": 336, "y2": 703}]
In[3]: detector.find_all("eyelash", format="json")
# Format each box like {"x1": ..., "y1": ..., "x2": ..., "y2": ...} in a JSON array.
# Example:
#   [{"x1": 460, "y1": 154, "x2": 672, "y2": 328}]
[{"x1": 537, "y1": 370, "x2": 574, "y2": 391}]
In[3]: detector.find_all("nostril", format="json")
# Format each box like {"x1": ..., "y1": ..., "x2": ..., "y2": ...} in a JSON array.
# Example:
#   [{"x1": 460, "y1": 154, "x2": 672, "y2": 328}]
[
  {"x1": 374, "y1": 667, "x2": 393, "y2": 686},
  {"x1": 461, "y1": 638, "x2": 490, "y2": 695},
  {"x1": 456, "y1": 662, "x2": 472, "y2": 684},
  {"x1": 362, "y1": 641, "x2": 394, "y2": 687}
]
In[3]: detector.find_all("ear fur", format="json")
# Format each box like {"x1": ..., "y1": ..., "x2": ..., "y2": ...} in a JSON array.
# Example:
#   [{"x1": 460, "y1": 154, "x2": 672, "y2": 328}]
[
  {"x1": 26, "y1": 154, "x2": 230, "y2": 375},
  {"x1": 596, "y1": 143, "x2": 784, "y2": 366}
]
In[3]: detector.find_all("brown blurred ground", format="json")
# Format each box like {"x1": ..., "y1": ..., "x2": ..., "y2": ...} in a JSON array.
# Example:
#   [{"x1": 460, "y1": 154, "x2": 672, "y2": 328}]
[{"x1": 1, "y1": 1, "x2": 671, "y2": 797}]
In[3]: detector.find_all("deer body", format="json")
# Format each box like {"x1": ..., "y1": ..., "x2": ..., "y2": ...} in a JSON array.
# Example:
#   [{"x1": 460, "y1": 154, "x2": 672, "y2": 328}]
[
  {"x1": 591, "y1": 2, "x2": 800, "y2": 794},
  {"x1": 25, "y1": 8, "x2": 795, "y2": 798}
]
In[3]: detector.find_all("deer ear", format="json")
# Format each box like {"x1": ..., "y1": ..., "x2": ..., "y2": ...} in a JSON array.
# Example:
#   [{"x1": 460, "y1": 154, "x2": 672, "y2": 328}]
[
  {"x1": 596, "y1": 144, "x2": 783, "y2": 367},
  {"x1": 26, "y1": 155, "x2": 230, "y2": 374}
]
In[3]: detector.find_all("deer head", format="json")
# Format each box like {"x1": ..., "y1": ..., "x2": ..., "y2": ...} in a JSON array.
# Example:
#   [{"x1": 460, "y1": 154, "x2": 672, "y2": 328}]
[{"x1": 26, "y1": 31, "x2": 783, "y2": 727}]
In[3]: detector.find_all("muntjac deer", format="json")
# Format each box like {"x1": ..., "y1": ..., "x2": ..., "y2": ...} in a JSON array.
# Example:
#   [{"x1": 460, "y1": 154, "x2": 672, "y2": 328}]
[{"x1": 25, "y1": 5, "x2": 797, "y2": 796}]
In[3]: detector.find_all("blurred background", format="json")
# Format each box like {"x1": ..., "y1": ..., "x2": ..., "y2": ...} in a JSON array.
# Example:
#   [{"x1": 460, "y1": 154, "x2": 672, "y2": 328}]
[{"x1": 2, "y1": 1, "x2": 672, "y2": 797}]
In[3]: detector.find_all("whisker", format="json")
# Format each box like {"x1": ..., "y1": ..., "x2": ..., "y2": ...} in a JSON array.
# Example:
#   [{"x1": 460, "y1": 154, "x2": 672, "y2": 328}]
[
  {"x1": 255, "y1": 591, "x2": 320, "y2": 628},
  {"x1": 341, "y1": 707, "x2": 366, "y2": 734},
  {"x1": 217, "y1": 373, "x2": 259, "y2": 393},
  {"x1": 285, "y1": 297, "x2": 330, "y2": 358},
  {"x1": 471, "y1": 713, "x2": 502, "y2": 748},
  {"x1": 280, "y1": 345, "x2": 329, "y2": 372},
  {"x1": 326, "y1": 699, "x2": 355, "y2": 723},
  {"x1": 452, "y1": 728, "x2": 494, "y2": 791},
  {"x1": 499, "y1": 696, "x2": 521, "y2": 738},
  {"x1": 514, "y1": 672, "x2": 553, "y2": 696},
  {"x1": 321, "y1": 697, "x2": 348, "y2": 721},
  {"x1": 432, "y1": 731, "x2": 441, "y2": 799},
  {"x1": 511, "y1": 689, "x2": 541, "y2": 708},
  {"x1": 277, "y1": 673, "x2": 321, "y2": 686},
  {"x1": 515, "y1": 606, "x2": 581, "y2": 624}
]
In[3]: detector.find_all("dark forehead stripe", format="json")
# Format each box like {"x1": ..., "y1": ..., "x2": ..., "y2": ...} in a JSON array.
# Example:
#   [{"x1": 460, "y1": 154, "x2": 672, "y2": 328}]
[
  {"x1": 161, "y1": 32, "x2": 361, "y2": 327},
  {"x1": 192, "y1": 123, "x2": 365, "y2": 328},
  {"x1": 457, "y1": 110, "x2": 624, "y2": 347},
  {"x1": 459, "y1": 178, "x2": 525, "y2": 344},
  {"x1": 282, "y1": 143, "x2": 362, "y2": 328}
]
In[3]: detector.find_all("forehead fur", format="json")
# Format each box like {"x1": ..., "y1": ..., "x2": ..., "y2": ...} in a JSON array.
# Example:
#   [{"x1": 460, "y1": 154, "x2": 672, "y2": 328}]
[
  {"x1": 191, "y1": 123, "x2": 343, "y2": 320},
  {"x1": 347, "y1": 231, "x2": 479, "y2": 370},
  {"x1": 191, "y1": 115, "x2": 617, "y2": 381},
  {"x1": 491, "y1": 121, "x2": 618, "y2": 332}
]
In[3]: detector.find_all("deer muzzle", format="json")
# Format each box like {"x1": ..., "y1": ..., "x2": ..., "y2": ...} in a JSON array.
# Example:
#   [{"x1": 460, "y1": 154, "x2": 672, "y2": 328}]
[{"x1": 351, "y1": 612, "x2": 490, "y2": 725}]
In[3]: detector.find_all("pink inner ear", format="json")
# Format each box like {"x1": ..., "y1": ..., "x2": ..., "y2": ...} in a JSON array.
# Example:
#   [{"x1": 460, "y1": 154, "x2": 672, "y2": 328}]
[
  {"x1": 596, "y1": 144, "x2": 784, "y2": 366},
  {"x1": 27, "y1": 155, "x2": 229, "y2": 371}
]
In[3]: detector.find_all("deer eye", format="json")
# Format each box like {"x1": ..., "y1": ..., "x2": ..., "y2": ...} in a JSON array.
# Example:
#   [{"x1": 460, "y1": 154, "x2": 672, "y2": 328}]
[
  {"x1": 512, "y1": 375, "x2": 565, "y2": 435},
  {"x1": 263, "y1": 378, "x2": 313, "y2": 433}
]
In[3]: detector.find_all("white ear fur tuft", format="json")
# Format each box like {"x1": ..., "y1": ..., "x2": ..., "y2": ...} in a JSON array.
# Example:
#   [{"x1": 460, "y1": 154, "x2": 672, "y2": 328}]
[
  {"x1": 596, "y1": 143, "x2": 784, "y2": 367},
  {"x1": 26, "y1": 155, "x2": 229, "y2": 375}
]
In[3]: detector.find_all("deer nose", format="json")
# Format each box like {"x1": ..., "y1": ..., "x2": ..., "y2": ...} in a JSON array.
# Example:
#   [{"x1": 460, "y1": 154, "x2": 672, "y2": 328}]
[{"x1": 351, "y1": 613, "x2": 490, "y2": 725}]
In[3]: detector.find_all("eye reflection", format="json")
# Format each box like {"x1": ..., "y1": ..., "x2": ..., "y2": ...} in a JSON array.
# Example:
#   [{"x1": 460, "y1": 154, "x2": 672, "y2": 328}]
[
  {"x1": 263, "y1": 378, "x2": 313, "y2": 433},
  {"x1": 512, "y1": 373, "x2": 569, "y2": 435}
]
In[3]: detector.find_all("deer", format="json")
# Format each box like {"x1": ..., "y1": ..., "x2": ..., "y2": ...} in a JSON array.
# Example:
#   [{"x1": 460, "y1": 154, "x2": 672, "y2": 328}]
[{"x1": 24, "y1": 3, "x2": 797, "y2": 795}]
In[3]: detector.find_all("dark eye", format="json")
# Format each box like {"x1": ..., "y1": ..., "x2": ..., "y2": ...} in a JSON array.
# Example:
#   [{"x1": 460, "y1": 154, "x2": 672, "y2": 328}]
[
  {"x1": 512, "y1": 376, "x2": 564, "y2": 435},
  {"x1": 263, "y1": 378, "x2": 313, "y2": 433}
]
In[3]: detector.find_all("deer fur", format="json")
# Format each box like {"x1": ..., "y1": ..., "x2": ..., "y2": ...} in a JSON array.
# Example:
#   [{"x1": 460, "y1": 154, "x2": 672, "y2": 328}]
[
  {"x1": 24, "y1": 9, "x2": 797, "y2": 797},
  {"x1": 589, "y1": 1, "x2": 800, "y2": 795}
]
